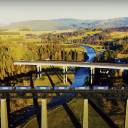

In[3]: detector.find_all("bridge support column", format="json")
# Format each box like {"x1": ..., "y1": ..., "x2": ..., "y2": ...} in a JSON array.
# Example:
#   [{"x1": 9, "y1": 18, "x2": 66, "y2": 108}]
[
  {"x1": 90, "y1": 67, "x2": 95, "y2": 84},
  {"x1": 37, "y1": 65, "x2": 40, "y2": 79},
  {"x1": 83, "y1": 99, "x2": 88, "y2": 128},
  {"x1": 1, "y1": 98, "x2": 8, "y2": 128},
  {"x1": 125, "y1": 99, "x2": 128, "y2": 128},
  {"x1": 40, "y1": 65, "x2": 42, "y2": 77},
  {"x1": 41, "y1": 99, "x2": 48, "y2": 128},
  {"x1": 66, "y1": 66, "x2": 67, "y2": 83},
  {"x1": 63, "y1": 66, "x2": 65, "y2": 84}
]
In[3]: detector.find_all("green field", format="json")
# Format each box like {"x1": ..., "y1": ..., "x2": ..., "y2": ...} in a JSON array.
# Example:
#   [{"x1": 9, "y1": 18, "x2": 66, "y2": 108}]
[
  {"x1": 110, "y1": 32, "x2": 128, "y2": 39},
  {"x1": 34, "y1": 65, "x2": 75, "y2": 88},
  {"x1": 21, "y1": 98, "x2": 111, "y2": 128},
  {"x1": 0, "y1": 29, "x2": 76, "y2": 43},
  {"x1": 2, "y1": 29, "x2": 75, "y2": 35},
  {"x1": 117, "y1": 53, "x2": 128, "y2": 58},
  {"x1": 68, "y1": 31, "x2": 102, "y2": 40}
]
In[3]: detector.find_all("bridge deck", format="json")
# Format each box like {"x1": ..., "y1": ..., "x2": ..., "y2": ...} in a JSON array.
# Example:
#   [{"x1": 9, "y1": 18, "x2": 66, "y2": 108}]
[{"x1": 14, "y1": 61, "x2": 128, "y2": 69}]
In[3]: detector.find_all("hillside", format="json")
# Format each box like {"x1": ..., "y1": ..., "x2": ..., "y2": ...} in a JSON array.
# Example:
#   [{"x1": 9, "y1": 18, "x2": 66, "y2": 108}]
[
  {"x1": 71, "y1": 17, "x2": 128, "y2": 29},
  {"x1": 2, "y1": 20, "x2": 75, "y2": 31},
  {"x1": 2, "y1": 17, "x2": 128, "y2": 31},
  {"x1": 50, "y1": 17, "x2": 128, "y2": 30},
  {"x1": 50, "y1": 18, "x2": 90, "y2": 25}
]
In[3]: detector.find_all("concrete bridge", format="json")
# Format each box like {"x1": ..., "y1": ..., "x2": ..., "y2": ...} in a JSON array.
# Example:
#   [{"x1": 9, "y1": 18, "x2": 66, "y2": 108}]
[
  {"x1": 1, "y1": 60, "x2": 128, "y2": 128},
  {"x1": 14, "y1": 60, "x2": 128, "y2": 84},
  {"x1": 1, "y1": 90, "x2": 128, "y2": 128}
]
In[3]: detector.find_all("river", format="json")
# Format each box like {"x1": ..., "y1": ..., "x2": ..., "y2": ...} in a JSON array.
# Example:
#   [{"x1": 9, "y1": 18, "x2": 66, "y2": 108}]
[{"x1": 9, "y1": 45, "x2": 96, "y2": 128}]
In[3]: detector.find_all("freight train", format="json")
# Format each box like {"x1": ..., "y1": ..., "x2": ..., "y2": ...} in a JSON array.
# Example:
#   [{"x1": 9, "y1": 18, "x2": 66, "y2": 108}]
[{"x1": 0, "y1": 86, "x2": 128, "y2": 90}]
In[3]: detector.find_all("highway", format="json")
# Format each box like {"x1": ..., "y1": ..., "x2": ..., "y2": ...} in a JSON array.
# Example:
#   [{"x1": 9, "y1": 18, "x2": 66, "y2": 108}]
[{"x1": 14, "y1": 60, "x2": 128, "y2": 69}]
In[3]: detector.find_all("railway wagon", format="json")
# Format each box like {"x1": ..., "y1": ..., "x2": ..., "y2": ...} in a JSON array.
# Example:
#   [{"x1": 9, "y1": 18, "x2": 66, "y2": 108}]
[
  {"x1": 16, "y1": 86, "x2": 31, "y2": 90},
  {"x1": 36, "y1": 86, "x2": 51, "y2": 90},
  {"x1": 54, "y1": 86, "x2": 69, "y2": 90},
  {"x1": 75, "y1": 86, "x2": 90, "y2": 90},
  {"x1": 0, "y1": 86, "x2": 13, "y2": 90},
  {"x1": 93, "y1": 86, "x2": 108, "y2": 90}
]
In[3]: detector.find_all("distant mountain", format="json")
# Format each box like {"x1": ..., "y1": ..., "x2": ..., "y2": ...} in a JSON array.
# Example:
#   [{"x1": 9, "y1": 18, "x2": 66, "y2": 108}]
[
  {"x1": 2, "y1": 20, "x2": 75, "y2": 31},
  {"x1": 50, "y1": 18, "x2": 90, "y2": 26},
  {"x1": 2, "y1": 17, "x2": 128, "y2": 31},
  {"x1": 70, "y1": 17, "x2": 128, "y2": 29}
]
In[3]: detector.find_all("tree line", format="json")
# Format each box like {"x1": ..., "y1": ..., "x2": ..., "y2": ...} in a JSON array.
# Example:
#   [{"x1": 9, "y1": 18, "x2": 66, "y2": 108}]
[
  {"x1": 38, "y1": 45, "x2": 85, "y2": 61},
  {"x1": 19, "y1": 28, "x2": 30, "y2": 31}
]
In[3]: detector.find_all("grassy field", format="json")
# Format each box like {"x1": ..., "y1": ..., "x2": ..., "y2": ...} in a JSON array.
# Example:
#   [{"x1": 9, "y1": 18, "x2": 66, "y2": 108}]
[
  {"x1": 102, "y1": 31, "x2": 128, "y2": 42},
  {"x1": 34, "y1": 66, "x2": 74, "y2": 89},
  {"x1": 110, "y1": 32, "x2": 128, "y2": 39},
  {"x1": 3, "y1": 29, "x2": 75, "y2": 35},
  {"x1": 68, "y1": 31, "x2": 102, "y2": 40},
  {"x1": 117, "y1": 53, "x2": 128, "y2": 58},
  {"x1": 0, "y1": 29, "x2": 75, "y2": 43},
  {"x1": 22, "y1": 98, "x2": 111, "y2": 128}
]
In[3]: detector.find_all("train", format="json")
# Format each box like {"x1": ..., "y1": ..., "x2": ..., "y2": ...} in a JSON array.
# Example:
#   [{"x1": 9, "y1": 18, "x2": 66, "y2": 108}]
[{"x1": 0, "y1": 86, "x2": 128, "y2": 90}]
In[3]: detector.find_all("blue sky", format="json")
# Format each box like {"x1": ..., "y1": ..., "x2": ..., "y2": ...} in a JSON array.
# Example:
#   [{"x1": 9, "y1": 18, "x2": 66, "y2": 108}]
[{"x1": 0, "y1": 0, "x2": 128, "y2": 24}]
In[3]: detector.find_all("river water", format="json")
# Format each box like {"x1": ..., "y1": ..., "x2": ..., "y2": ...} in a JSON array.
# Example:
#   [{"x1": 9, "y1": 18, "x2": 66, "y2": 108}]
[{"x1": 10, "y1": 45, "x2": 96, "y2": 127}]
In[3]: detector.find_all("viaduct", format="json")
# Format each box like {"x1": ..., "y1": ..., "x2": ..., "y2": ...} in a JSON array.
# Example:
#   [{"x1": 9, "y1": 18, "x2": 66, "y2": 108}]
[{"x1": 1, "y1": 60, "x2": 128, "y2": 128}]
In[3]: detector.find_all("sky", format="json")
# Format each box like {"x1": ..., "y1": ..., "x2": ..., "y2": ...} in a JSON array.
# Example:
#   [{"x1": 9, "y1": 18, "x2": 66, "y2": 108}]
[{"x1": 0, "y1": 0, "x2": 128, "y2": 24}]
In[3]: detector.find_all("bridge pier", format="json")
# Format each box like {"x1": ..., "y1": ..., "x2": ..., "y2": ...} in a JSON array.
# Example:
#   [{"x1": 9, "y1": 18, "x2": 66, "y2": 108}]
[
  {"x1": 125, "y1": 99, "x2": 128, "y2": 128},
  {"x1": 37, "y1": 65, "x2": 40, "y2": 79},
  {"x1": 66, "y1": 66, "x2": 67, "y2": 83},
  {"x1": 40, "y1": 65, "x2": 42, "y2": 77},
  {"x1": 41, "y1": 99, "x2": 48, "y2": 128},
  {"x1": 63, "y1": 66, "x2": 65, "y2": 84},
  {"x1": 83, "y1": 99, "x2": 88, "y2": 128},
  {"x1": 90, "y1": 67, "x2": 95, "y2": 84},
  {"x1": 63, "y1": 66, "x2": 67, "y2": 84},
  {"x1": 37, "y1": 65, "x2": 42, "y2": 79},
  {"x1": 1, "y1": 98, "x2": 8, "y2": 128}
]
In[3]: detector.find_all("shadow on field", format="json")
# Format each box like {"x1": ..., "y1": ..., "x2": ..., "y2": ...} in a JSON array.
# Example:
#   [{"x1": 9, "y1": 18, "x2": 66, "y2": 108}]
[
  {"x1": 63, "y1": 102, "x2": 82, "y2": 128},
  {"x1": 44, "y1": 69, "x2": 55, "y2": 88},
  {"x1": 88, "y1": 99, "x2": 119, "y2": 128},
  {"x1": 30, "y1": 74, "x2": 41, "y2": 128},
  {"x1": 50, "y1": 66, "x2": 73, "y2": 85}
]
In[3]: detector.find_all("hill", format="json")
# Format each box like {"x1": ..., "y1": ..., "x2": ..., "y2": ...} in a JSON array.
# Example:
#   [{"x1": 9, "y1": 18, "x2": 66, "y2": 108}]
[
  {"x1": 50, "y1": 18, "x2": 90, "y2": 25},
  {"x1": 71, "y1": 17, "x2": 128, "y2": 29},
  {"x1": 2, "y1": 17, "x2": 128, "y2": 31},
  {"x1": 2, "y1": 20, "x2": 75, "y2": 31}
]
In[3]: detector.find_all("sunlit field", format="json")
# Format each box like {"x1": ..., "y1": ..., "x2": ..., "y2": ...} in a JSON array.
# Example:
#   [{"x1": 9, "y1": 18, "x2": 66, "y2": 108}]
[
  {"x1": 21, "y1": 98, "x2": 111, "y2": 128},
  {"x1": 0, "y1": 29, "x2": 76, "y2": 43},
  {"x1": 68, "y1": 31, "x2": 102, "y2": 40},
  {"x1": 117, "y1": 53, "x2": 128, "y2": 58},
  {"x1": 110, "y1": 32, "x2": 128, "y2": 39},
  {"x1": 5, "y1": 29, "x2": 75, "y2": 35}
]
